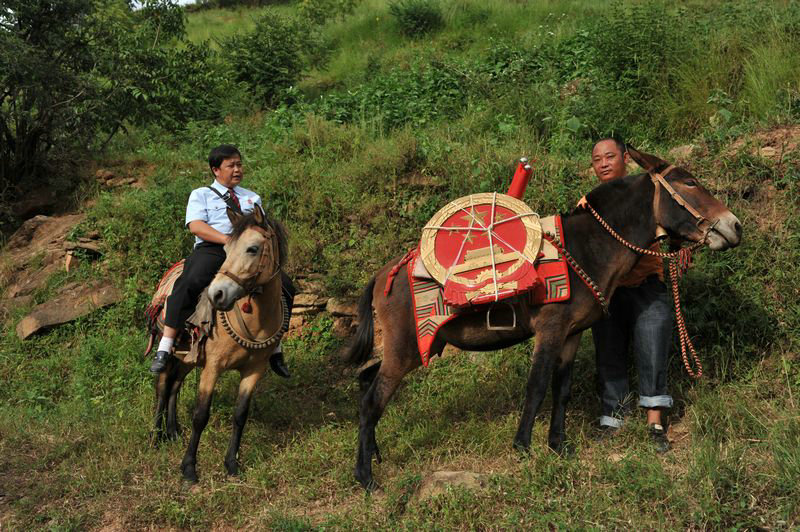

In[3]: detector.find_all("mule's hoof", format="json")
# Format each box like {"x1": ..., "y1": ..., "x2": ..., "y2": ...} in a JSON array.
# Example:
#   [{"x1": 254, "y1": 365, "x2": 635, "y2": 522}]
[
  {"x1": 181, "y1": 463, "x2": 199, "y2": 484},
  {"x1": 225, "y1": 461, "x2": 240, "y2": 477},
  {"x1": 549, "y1": 439, "x2": 575, "y2": 458},
  {"x1": 512, "y1": 439, "x2": 531, "y2": 454}
]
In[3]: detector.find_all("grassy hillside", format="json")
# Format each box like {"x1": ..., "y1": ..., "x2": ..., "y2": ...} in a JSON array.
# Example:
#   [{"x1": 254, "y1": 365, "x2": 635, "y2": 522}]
[{"x1": 1, "y1": 0, "x2": 799, "y2": 529}]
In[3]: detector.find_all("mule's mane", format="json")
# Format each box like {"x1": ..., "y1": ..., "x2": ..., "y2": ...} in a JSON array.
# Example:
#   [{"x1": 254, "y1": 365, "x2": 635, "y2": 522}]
[{"x1": 229, "y1": 211, "x2": 289, "y2": 267}]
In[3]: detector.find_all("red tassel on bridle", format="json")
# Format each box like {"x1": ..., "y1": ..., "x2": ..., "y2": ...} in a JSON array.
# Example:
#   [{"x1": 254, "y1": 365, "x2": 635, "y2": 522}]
[{"x1": 241, "y1": 296, "x2": 252, "y2": 314}]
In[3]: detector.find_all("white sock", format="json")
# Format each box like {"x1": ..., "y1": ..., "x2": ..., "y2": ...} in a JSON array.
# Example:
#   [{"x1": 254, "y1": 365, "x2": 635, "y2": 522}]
[
  {"x1": 271, "y1": 341, "x2": 283, "y2": 355},
  {"x1": 158, "y1": 336, "x2": 175, "y2": 353}
]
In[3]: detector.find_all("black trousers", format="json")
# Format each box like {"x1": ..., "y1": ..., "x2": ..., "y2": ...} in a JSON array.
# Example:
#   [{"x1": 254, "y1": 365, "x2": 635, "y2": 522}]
[{"x1": 165, "y1": 242, "x2": 296, "y2": 330}]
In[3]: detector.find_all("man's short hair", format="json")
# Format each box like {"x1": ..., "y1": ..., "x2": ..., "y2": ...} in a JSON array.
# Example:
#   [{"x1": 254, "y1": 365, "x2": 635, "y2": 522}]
[
  {"x1": 208, "y1": 144, "x2": 242, "y2": 169},
  {"x1": 593, "y1": 137, "x2": 626, "y2": 156}
]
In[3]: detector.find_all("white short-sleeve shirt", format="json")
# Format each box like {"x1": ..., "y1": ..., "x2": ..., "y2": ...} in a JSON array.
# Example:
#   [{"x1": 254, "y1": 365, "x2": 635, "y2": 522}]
[{"x1": 185, "y1": 179, "x2": 262, "y2": 247}]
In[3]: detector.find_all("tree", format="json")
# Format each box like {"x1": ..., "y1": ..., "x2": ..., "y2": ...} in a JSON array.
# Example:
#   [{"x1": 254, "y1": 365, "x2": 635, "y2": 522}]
[{"x1": 0, "y1": 0, "x2": 223, "y2": 191}]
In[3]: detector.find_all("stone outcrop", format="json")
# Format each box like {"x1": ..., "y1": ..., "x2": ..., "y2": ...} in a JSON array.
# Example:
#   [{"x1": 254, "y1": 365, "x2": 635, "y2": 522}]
[
  {"x1": 16, "y1": 281, "x2": 123, "y2": 339},
  {"x1": 0, "y1": 214, "x2": 86, "y2": 318}
]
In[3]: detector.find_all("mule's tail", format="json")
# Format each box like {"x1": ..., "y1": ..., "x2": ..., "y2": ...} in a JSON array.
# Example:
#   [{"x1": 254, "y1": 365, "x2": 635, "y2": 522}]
[{"x1": 346, "y1": 276, "x2": 376, "y2": 366}]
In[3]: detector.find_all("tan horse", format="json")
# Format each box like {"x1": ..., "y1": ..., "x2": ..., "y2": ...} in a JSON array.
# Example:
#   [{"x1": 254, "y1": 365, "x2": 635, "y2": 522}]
[{"x1": 152, "y1": 205, "x2": 289, "y2": 483}]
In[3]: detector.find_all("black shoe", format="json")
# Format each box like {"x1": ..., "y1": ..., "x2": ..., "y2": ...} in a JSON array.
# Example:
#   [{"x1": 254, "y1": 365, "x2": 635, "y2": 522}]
[
  {"x1": 269, "y1": 352, "x2": 290, "y2": 379},
  {"x1": 150, "y1": 350, "x2": 171, "y2": 373},
  {"x1": 648, "y1": 423, "x2": 670, "y2": 453}
]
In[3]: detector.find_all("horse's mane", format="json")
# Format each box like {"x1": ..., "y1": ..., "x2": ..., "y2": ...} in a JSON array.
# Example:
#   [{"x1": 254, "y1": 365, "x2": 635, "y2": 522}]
[{"x1": 229, "y1": 211, "x2": 289, "y2": 268}]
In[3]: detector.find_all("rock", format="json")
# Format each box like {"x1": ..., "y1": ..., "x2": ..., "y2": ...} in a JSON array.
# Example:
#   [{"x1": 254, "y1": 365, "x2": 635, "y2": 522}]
[
  {"x1": 16, "y1": 281, "x2": 123, "y2": 340},
  {"x1": 95, "y1": 169, "x2": 115, "y2": 182},
  {"x1": 294, "y1": 293, "x2": 328, "y2": 307},
  {"x1": 332, "y1": 316, "x2": 355, "y2": 337},
  {"x1": 326, "y1": 297, "x2": 358, "y2": 317},
  {"x1": 760, "y1": 146, "x2": 778, "y2": 158},
  {"x1": 64, "y1": 240, "x2": 102, "y2": 255},
  {"x1": 288, "y1": 315, "x2": 305, "y2": 330},
  {"x1": 295, "y1": 278, "x2": 324, "y2": 294},
  {"x1": 668, "y1": 144, "x2": 697, "y2": 162},
  {"x1": 417, "y1": 471, "x2": 487, "y2": 501},
  {"x1": 0, "y1": 214, "x2": 85, "y2": 301},
  {"x1": 292, "y1": 305, "x2": 322, "y2": 316},
  {"x1": 106, "y1": 177, "x2": 129, "y2": 188}
]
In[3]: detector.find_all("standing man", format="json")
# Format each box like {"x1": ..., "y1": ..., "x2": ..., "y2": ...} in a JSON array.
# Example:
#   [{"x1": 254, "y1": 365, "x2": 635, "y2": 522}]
[
  {"x1": 150, "y1": 144, "x2": 293, "y2": 378},
  {"x1": 586, "y1": 138, "x2": 672, "y2": 452}
]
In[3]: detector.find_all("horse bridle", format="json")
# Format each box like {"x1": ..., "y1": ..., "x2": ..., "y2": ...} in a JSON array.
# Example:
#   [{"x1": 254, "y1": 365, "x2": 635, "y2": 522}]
[
  {"x1": 218, "y1": 224, "x2": 281, "y2": 294},
  {"x1": 650, "y1": 165, "x2": 719, "y2": 242}
]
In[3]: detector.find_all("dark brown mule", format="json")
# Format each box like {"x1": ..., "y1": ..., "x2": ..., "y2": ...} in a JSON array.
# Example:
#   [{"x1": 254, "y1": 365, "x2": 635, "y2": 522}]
[
  {"x1": 347, "y1": 147, "x2": 742, "y2": 490},
  {"x1": 152, "y1": 205, "x2": 289, "y2": 483}
]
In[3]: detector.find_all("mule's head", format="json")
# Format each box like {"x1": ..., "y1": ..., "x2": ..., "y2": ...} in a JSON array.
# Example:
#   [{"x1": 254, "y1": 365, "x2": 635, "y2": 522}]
[
  {"x1": 207, "y1": 205, "x2": 287, "y2": 311},
  {"x1": 627, "y1": 146, "x2": 742, "y2": 251}
]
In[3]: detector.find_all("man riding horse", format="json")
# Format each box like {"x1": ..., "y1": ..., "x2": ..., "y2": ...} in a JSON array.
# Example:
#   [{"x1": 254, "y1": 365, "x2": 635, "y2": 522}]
[{"x1": 149, "y1": 144, "x2": 295, "y2": 378}]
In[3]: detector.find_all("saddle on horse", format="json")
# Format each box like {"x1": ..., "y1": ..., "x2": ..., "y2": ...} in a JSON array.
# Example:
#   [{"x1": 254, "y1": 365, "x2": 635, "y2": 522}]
[{"x1": 143, "y1": 259, "x2": 216, "y2": 365}]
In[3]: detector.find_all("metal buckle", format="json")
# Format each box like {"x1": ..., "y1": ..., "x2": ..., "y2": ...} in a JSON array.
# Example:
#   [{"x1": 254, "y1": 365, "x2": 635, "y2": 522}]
[{"x1": 486, "y1": 301, "x2": 517, "y2": 331}]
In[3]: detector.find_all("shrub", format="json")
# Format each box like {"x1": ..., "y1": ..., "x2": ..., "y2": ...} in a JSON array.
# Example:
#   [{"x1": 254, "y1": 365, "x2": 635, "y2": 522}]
[
  {"x1": 222, "y1": 12, "x2": 303, "y2": 106},
  {"x1": 389, "y1": 0, "x2": 444, "y2": 38}
]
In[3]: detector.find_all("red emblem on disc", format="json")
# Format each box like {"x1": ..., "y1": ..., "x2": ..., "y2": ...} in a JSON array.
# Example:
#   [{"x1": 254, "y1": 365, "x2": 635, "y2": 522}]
[{"x1": 420, "y1": 193, "x2": 543, "y2": 306}]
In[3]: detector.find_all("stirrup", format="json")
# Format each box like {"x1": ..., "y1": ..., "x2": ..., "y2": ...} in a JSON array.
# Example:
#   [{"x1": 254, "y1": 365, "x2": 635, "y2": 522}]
[{"x1": 486, "y1": 301, "x2": 517, "y2": 331}]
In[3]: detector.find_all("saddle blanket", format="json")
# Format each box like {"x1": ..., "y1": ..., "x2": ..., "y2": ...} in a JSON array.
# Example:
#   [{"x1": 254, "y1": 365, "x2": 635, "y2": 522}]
[
  {"x1": 144, "y1": 259, "x2": 215, "y2": 365},
  {"x1": 407, "y1": 215, "x2": 569, "y2": 366}
]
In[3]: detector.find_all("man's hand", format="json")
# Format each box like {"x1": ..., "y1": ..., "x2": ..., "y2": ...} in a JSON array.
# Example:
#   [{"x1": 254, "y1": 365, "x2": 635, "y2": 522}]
[
  {"x1": 188, "y1": 220, "x2": 229, "y2": 245},
  {"x1": 577, "y1": 196, "x2": 588, "y2": 209}
]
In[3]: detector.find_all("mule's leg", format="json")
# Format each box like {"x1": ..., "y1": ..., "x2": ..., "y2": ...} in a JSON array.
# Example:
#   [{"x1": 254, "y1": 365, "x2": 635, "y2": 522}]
[
  {"x1": 224, "y1": 362, "x2": 267, "y2": 477},
  {"x1": 166, "y1": 362, "x2": 194, "y2": 440},
  {"x1": 547, "y1": 332, "x2": 582, "y2": 454},
  {"x1": 180, "y1": 365, "x2": 220, "y2": 483},
  {"x1": 355, "y1": 345, "x2": 421, "y2": 491},
  {"x1": 513, "y1": 333, "x2": 566, "y2": 452}
]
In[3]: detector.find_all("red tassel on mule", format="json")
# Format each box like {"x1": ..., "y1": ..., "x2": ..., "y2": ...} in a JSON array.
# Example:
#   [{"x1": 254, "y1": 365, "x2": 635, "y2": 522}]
[{"x1": 241, "y1": 297, "x2": 252, "y2": 313}]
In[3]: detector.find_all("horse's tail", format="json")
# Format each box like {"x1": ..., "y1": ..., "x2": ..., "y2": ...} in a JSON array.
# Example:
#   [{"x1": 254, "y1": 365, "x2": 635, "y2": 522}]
[{"x1": 346, "y1": 276, "x2": 376, "y2": 366}]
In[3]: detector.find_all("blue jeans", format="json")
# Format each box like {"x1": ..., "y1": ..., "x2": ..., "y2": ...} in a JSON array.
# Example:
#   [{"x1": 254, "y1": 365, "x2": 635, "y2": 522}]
[{"x1": 592, "y1": 276, "x2": 674, "y2": 428}]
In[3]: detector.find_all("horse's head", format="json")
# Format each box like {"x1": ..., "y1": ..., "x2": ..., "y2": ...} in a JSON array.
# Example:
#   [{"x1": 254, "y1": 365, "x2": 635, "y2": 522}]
[
  {"x1": 627, "y1": 146, "x2": 742, "y2": 251},
  {"x1": 207, "y1": 205, "x2": 287, "y2": 311}
]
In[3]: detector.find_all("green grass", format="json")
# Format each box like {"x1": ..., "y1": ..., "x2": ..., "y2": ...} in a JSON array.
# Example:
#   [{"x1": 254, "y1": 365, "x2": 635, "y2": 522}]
[{"x1": 1, "y1": 0, "x2": 800, "y2": 529}]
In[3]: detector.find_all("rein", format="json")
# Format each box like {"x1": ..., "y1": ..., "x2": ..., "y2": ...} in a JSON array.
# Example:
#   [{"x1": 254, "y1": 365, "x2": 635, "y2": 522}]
[
  {"x1": 218, "y1": 224, "x2": 282, "y2": 294},
  {"x1": 585, "y1": 201, "x2": 705, "y2": 379}
]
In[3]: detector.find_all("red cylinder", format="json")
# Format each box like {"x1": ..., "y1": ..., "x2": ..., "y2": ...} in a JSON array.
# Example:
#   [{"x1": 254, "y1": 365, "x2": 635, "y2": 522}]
[{"x1": 507, "y1": 158, "x2": 533, "y2": 199}]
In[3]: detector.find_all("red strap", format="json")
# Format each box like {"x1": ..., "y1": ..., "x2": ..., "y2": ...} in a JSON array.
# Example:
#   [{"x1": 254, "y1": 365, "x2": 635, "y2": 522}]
[{"x1": 384, "y1": 248, "x2": 417, "y2": 296}]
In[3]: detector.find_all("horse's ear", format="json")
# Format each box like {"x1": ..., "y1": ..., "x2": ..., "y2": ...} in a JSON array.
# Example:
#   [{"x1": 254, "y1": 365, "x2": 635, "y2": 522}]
[
  {"x1": 626, "y1": 145, "x2": 670, "y2": 173},
  {"x1": 252, "y1": 204, "x2": 265, "y2": 225},
  {"x1": 227, "y1": 207, "x2": 243, "y2": 225}
]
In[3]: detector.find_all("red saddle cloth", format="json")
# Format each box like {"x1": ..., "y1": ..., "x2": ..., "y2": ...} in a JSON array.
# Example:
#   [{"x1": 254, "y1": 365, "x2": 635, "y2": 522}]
[{"x1": 385, "y1": 215, "x2": 570, "y2": 367}]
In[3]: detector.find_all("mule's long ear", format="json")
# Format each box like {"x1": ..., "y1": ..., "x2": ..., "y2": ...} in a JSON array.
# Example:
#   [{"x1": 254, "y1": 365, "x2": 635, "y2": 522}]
[
  {"x1": 252, "y1": 203, "x2": 265, "y2": 225},
  {"x1": 227, "y1": 207, "x2": 244, "y2": 225},
  {"x1": 627, "y1": 145, "x2": 670, "y2": 173}
]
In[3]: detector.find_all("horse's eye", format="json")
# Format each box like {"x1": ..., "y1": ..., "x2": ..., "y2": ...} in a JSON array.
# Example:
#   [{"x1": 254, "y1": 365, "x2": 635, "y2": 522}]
[
  {"x1": 685, "y1": 179, "x2": 697, "y2": 187},
  {"x1": 246, "y1": 246, "x2": 259, "y2": 255}
]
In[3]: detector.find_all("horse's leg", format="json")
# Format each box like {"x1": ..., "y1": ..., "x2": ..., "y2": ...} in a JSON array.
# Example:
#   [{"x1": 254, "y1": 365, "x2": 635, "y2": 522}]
[
  {"x1": 152, "y1": 368, "x2": 170, "y2": 446},
  {"x1": 513, "y1": 331, "x2": 566, "y2": 452},
  {"x1": 166, "y1": 362, "x2": 194, "y2": 440},
  {"x1": 355, "y1": 340, "x2": 421, "y2": 491},
  {"x1": 224, "y1": 361, "x2": 267, "y2": 477},
  {"x1": 180, "y1": 365, "x2": 220, "y2": 483},
  {"x1": 547, "y1": 332, "x2": 582, "y2": 454}
]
